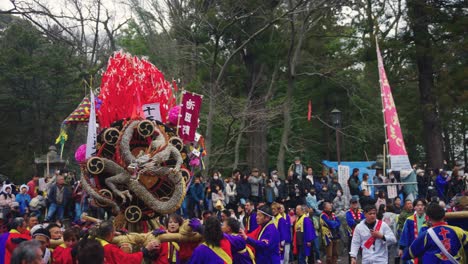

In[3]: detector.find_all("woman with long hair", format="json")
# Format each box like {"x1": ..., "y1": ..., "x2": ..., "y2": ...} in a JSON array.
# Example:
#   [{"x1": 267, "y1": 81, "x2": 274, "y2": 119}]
[{"x1": 188, "y1": 216, "x2": 232, "y2": 264}]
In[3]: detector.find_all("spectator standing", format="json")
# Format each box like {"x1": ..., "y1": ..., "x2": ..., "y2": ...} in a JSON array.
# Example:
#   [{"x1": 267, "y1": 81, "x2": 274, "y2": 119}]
[
  {"x1": 286, "y1": 170, "x2": 304, "y2": 209},
  {"x1": 416, "y1": 169, "x2": 428, "y2": 199},
  {"x1": 400, "y1": 170, "x2": 418, "y2": 202},
  {"x1": 236, "y1": 173, "x2": 251, "y2": 205},
  {"x1": 328, "y1": 176, "x2": 343, "y2": 200},
  {"x1": 435, "y1": 170, "x2": 451, "y2": 202},
  {"x1": 271, "y1": 171, "x2": 287, "y2": 203},
  {"x1": 448, "y1": 169, "x2": 463, "y2": 198},
  {"x1": 248, "y1": 168, "x2": 262, "y2": 204},
  {"x1": 210, "y1": 171, "x2": 224, "y2": 192},
  {"x1": 375, "y1": 191, "x2": 387, "y2": 209},
  {"x1": 26, "y1": 175, "x2": 39, "y2": 199},
  {"x1": 225, "y1": 177, "x2": 237, "y2": 211},
  {"x1": 72, "y1": 181, "x2": 84, "y2": 222},
  {"x1": 393, "y1": 197, "x2": 402, "y2": 214},
  {"x1": 45, "y1": 175, "x2": 71, "y2": 222},
  {"x1": 360, "y1": 173, "x2": 371, "y2": 194},
  {"x1": 359, "y1": 190, "x2": 376, "y2": 210},
  {"x1": 0, "y1": 184, "x2": 15, "y2": 217},
  {"x1": 306, "y1": 189, "x2": 319, "y2": 213},
  {"x1": 28, "y1": 191, "x2": 46, "y2": 219},
  {"x1": 318, "y1": 186, "x2": 333, "y2": 203},
  {"x1": 211, "y1": 185, "x2": 225, "y2": 213},
  {"x1": 348, "y1": 169, "x2": 360, "y2": 200},
  {"x1": 288, "y1": 157, "x2": 307, "y2": 181},
  {"x1": 15, "y1": 185, "x2": 31, "y2": 216},
  {"x1": 332, "y1": 190, "x2": 345, "y2": 213},
  {"x1": 264, "y1": 179, "x2": 275, "y2": 205},
  {"x1": 303, "y1": 167, "x2": 315, "y2": 194}
]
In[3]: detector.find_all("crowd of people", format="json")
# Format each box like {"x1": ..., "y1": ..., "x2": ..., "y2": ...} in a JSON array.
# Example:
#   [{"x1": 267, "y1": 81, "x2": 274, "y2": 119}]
[{"x1": 0, "y1": 157, "x2": 467, "y2": 264}]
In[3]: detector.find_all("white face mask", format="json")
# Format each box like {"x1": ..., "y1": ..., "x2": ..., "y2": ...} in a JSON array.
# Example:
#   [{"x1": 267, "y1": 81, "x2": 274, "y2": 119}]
[
  {"x1": 229, "y1": 182, "x2": 234, "y2": 186},
  {"x1": 337, "y1": 192, "x2": 342, "y2": 197},
  {"x1": 269, "y1": 183, "x2": 274, "y2": 187},
  {"x1": 213, "y1": 176, "x2": 219, "y2": 180}
]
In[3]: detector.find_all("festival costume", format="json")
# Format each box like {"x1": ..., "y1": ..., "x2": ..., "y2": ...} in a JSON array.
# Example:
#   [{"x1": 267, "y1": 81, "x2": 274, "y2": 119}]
[
  {"x1": 320, "y1": 212, "x2": 340, "y2": 246},
  {"x1": 4, "y1": 229, "x2": 31, "y2": 264},
  {"x1": 402, "y1": 222, "x2": 468, "y2": 264},
  {"x1": 188, "y1": 238, "x2": 233, "y2": 264},
  {"x1": 52, "y1": 244, "x2": 73, "y2": 264},
  {"x1": 280, "y1": 212, "x2": 292, "y2": 264},
  {"x1": 153, "y1": 241, "x2": 180, "y2": 264},
  {"x1": 246, "y1": 220, "x2": 281, "y2": 264},
  {"x1": 292, "y1": 214, "x2": 316, "y2": 264},
  {"x1": 349, "y1": 220, "x2": 396, "y2": 264},
  {"x1": 274, "y1": 214, "x2": 288, "y2": 259},
  {"x1": 345, "y1": 209, "x2": 365, "y2": 237},
  {"x1": 224, "y1": 234, "x2": 254, "y2": 264},
  {"x1": 243, "y1": 211, "x2": 258, "y2": 234},
  {"x1": 320, "y1": 212, "x2": 340, "y2": 264},
  {"x1": 96, "y1": 237, "x2": 144, "y2": 264},
  {"x1": 399, "y1": 213, "x2": 428, "y2": 264}
]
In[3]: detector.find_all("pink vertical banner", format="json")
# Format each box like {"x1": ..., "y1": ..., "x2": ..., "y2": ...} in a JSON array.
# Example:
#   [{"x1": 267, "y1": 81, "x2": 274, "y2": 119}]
[
  {"x1": 179, "y1": 91, "x2": 203, "y2": 142},
  {"x1": 376, "y1": 41, "x2": 411, "y2": 170}
]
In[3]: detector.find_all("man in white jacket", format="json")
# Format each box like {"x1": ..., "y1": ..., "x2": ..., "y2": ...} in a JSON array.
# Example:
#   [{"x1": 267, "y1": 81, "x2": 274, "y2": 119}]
[{"x1": 350, "y1": 205, "x2": 396, "y2": 264}]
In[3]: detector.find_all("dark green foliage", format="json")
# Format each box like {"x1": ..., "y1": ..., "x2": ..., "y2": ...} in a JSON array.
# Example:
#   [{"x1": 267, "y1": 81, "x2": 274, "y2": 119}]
[{"x1": 0, "y1": 16, "x2": 84, "y2": 183}]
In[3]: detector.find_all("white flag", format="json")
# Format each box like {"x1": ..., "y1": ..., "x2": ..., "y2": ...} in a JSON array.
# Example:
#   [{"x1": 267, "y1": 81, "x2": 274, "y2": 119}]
[{"x1": 86, "y1": 90, "x2": 97, "y2": 158}]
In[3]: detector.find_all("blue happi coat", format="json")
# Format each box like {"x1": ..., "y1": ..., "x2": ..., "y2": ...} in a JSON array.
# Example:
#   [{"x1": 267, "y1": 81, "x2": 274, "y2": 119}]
[
  {"x1": 403, "y1": 224, "x2": 468, "y2": 264},
  {"x1": 246, "y1": 220, "x2": 280, "y2": 264}
]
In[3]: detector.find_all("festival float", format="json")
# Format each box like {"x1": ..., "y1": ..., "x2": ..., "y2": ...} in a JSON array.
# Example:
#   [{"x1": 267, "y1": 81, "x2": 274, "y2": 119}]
[{"x1": 61, "y1": 51, "x2": 206, "y2": 233}]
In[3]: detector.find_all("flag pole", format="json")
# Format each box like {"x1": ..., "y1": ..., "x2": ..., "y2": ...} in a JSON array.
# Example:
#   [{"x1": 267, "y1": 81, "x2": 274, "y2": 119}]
[
  {"x1": 176, "y1": 89, "x2": 184, "y2": 136},
  {"x1": 376, "y1": 37, "x2": 390, "y2": 174}
]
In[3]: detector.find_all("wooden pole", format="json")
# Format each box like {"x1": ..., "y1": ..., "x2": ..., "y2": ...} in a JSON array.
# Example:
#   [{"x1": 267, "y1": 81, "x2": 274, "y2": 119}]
[
  {"x1": 383, "y1": 144, "x2": 386, "y2": 176},
  {"x1": 46, "y1": 154, "x2": 50, "y2": 177}
]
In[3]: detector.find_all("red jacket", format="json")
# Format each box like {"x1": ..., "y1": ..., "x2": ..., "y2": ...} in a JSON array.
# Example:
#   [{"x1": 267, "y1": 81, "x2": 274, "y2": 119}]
[
  {"x1": 52, "y1": 244, "x2": 74, "y2": 264},
  {"x1": 5, "y1": 229, "x2": 31, "y2": 264},
  {"x1": 97, "y1": 238, "x2": 144, "y2": 264}
]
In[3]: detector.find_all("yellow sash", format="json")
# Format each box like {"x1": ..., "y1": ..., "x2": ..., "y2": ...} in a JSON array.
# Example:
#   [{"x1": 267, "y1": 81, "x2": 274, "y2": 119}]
[
  {"x1": 238, "y1": 247, "x2": 256, "y2": 264},
  {"x1": 202, "y1": 242, "x2": 232, "y2": 264},
  {"x1": 258, "y1": 220, "x2": 274, "y2": 239},
  {"x1": 274, "y1": 214, "x2": 282, "y2": 228},
  {"x1": 10, "y1": 229, "x2": 20, "y2": 234},
  {"x1": 96, "y1": 238, "x2": 109, "y2": 247},
  {"x1": 168, "y1": 242, "x2": 179, "y2": 263},
  {"x1": 296, "y1": 214, "x2": 305, "y2": 232}
]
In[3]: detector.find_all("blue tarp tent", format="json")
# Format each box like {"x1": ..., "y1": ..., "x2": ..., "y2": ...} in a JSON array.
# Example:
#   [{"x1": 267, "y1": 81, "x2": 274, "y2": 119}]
[{"x1": 322, "y1": 160, "x2": 378, "y2": 196}]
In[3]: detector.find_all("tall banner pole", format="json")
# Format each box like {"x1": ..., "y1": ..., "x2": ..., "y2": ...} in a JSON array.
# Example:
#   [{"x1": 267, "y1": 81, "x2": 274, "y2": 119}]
[{"x1": 376, "y1": 37, "x2": 411, "y2": 171}]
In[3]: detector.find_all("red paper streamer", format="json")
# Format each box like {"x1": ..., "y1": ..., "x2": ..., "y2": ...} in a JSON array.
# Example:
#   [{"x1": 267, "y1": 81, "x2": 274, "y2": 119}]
[
  {"x1": 307, "y1": 100, "x2": 312, "y2": 121},
  {"x1": 97, "y1": 52, "x2": 176, "y2": 128}
]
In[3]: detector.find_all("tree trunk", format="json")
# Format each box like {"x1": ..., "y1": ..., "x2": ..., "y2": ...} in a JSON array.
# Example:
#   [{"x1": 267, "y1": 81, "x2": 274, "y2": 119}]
[
  {"x1": 276, "y1": 75, "x2": 294, "y2": 179},
  {"x1": 408, "y1": 0, "x2": 444, "y2": 169}
]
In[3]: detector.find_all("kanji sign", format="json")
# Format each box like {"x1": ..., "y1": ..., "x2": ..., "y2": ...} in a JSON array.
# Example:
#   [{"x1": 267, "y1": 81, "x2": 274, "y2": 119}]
[
  {"x1": 179, "y1": 91, "x2": 203, "y2": 141},
  {"x1": 142, "y1": 103, "x2": 162, "y2": 122}
]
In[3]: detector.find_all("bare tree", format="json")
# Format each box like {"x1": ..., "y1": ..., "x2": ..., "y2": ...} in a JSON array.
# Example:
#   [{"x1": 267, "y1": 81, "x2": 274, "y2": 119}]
[{"x1": 5, "y1": 0, "x2": 130, "y2": 72}]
